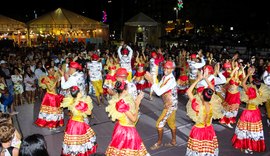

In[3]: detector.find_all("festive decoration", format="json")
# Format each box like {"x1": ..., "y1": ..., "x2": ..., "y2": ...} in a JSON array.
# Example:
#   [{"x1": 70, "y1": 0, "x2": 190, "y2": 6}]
[
  {"x1": 178, "y1": 0, "x2": 183, "y2": 10},
  {"x1": 102, "y1": 10, "x2": 107, "y2": 23}
]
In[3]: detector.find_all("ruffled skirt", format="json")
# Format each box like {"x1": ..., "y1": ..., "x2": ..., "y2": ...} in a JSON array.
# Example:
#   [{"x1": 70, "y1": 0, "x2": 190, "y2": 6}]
[
  {"x1": 220, "y1": 91, "x2": 240, "y2": 124},
  {"x1": 106, "y1": 122, "x2": 150, "y2": 156},
  {"x1": 231, "y1": 108, "x2": 265, "y2": 152},
  {"x1": 186, "y1": 125, "x2": 219, "y2": 156},
  {"x1": 35, "y1": 92, "x2": 64, "y2": 128},
  {"x1": 62, "y1": 120, "x2": 97, "y2": 156}
]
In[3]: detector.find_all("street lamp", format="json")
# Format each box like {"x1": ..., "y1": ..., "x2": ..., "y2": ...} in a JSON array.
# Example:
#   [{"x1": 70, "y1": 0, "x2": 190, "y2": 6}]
[{"x1": 174, "y1": 7, "x2": 178, "y2": 20}]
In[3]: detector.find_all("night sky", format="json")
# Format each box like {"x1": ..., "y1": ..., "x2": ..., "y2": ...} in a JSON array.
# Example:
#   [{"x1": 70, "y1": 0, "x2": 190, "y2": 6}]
[{"x1": 0, "y1": 0, "x2": 269, "y2": 32}]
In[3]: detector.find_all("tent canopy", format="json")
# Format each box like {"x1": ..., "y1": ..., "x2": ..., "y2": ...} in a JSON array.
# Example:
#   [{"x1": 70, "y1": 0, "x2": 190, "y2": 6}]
[
  {"x1": 28, "y1": 8, "x2": 108, "y2": 29},
  {"x1": 125, "y1": 12, "x2": 158, "y2": 27},
  {"x1": 0, "y1": 15, "x2": 26, "y2": 32}
]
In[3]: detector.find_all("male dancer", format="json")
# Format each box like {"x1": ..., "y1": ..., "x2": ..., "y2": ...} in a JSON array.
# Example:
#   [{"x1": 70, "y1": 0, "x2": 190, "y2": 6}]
[{"x1": 145, "y1": 61, "x2": 178, "y2": 150}]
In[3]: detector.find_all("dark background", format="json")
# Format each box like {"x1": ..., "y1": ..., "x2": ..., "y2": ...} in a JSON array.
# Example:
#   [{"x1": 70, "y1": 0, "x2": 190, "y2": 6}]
[{"x1": 0, "y1": 0, "x2": 269, "y2": 34}]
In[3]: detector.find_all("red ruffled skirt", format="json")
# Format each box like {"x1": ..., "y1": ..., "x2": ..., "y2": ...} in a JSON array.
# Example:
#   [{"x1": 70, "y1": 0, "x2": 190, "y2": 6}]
[
  {"x1": 62, "y1": 119, "x2": 97, "y2": 156},
  {"x1": 220, "y1": 91, "x2": 241, "y2": 124},
  {"x1": 186, "y1": 125, "x2": 219, "y2": 156},
  {"x1": 225, "y1": 91, "x2": 241, "y2": 105},
  {"x1": 35, "y1": 92, "x2": 64, "y2": 128},
  {"x1": 106, "y1": 122, "x2": 149, "y2": 156},
  {"x1": 232, "y1": 108, "x2": 265, "y2": 152},
  {"x1": 136, "y1": 82, "x2": 149, "y2": 91}
]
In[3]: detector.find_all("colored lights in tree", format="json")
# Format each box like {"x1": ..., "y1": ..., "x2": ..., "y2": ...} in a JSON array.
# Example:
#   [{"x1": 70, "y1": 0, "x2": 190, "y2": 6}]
[
  {"x1": 178, "y1": 0, "x2": 183, "y2": 10},
  {"x1": 102, "y1": 10, "x2": 107, "y2": 23}
]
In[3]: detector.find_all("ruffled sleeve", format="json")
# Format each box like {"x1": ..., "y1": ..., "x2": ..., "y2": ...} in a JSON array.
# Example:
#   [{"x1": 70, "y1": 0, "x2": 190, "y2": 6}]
[
  {"x1": 106, "y1": 95, "x2": 124, "y2": 121},
  {"x1": 72, "y1": 96, "x2": 93, "y2": 118},
  {"x1": 60, "y1": 95, "x2": 74, "y2": 110},
  {"x1": 38, "y1": 75, "x2": 47, "y2": 89},
  {"x1": 210, "y1": 94, "x2": 224, "y2": 119},
  {"x1": 186, "y1": 95, "x2": 201, "y2": 122},
  {"x1": 106, "y1": 94, "x2": 134, "y2": 121},
  {"x1": 187, "y1": 93, "x2": 223, "y2": 123},
  {"x1": 191, "y1": 98, "x2": 199, "y2": 113},
  {"x1": 116, "y1": 99, "x2": 130, "y2": 113},
  {"x1": 246, "y1": 87, "x2": 257, "y2": 100},
  {"x1": 241, "y1": 85, "x2": 264, "y2": 106},
  {"x1": 258, "y1": 84, "x2": 270, "y2": 103}
]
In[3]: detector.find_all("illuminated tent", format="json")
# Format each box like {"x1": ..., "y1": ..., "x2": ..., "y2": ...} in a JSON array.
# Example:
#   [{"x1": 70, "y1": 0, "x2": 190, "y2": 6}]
[
  {"x1": 27, "y1": 8, "x2": 109, "y2": 44},
  {"x1": 0, "y1": 14, "x2": 27, "y2": 43},
  {"x1": 124, "y1": 12, "x2": 162, "y2": 47},
  {"x1": 0, "y1": 14, "x2": 26, "y2": 32}
]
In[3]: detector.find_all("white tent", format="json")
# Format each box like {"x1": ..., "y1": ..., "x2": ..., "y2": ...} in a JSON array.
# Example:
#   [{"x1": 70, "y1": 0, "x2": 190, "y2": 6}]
[
  {"x1": 125, "y1": 12, "x2": 158, "y2": 27},
  {"x1": 124, "y1": 12, "x2": 162, "y2": 46}
]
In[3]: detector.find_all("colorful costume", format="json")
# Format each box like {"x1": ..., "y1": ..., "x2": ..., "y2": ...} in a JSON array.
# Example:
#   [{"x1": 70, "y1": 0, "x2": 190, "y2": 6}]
[
  {"x1": 231, "y1": 84, "x2": 270, "y2": 153},
  {"x1": 149, "y1": 62, "x2": 178, "y2": 150},
  {"x1": 87, "y1": 54, "x2": 103, "y2": 97},
  {"x1": 149, "y1": 51, "x2": 164, "y2": 98},
  {"x1": 262, "y1": 66, "x2": 270, "y2": 123},
  {"x1": 133, "y1": 63, "x2": 149, "y2": 92},
  {"x1": 35, "y1": 75, "x2": 64, "y2": 129},
  {"x1": 186, "y1": 96, "x2": 223, "y2": 156},
  {"x1": 177, "y1": 75, "x2": 189, "y2": 94},
  {"x1": 187, "y1": 54, "x2": 205, "y2": 85},
  {"x1": 117, "y1": 45, "x2": 133, "y2": 82},
  {"x1": 103, "y1": 65, "x2": 117, "y2": 97},
  {"x1": 105, "y1": 94, "x2": 150, "y2": 156},
  {"x1": 219, "y1": 78, "x2": 241, "y2": 125},
  {"x1": 61, "y1": 94, "x2": 97, "y2": 156},
  {"x1": 61, "y1": 62, "x2": 86, "y2": 96}
]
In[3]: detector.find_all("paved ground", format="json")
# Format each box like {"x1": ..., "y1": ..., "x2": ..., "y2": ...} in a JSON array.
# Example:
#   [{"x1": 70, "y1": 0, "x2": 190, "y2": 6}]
[{"x1": 13, "y1": 89, "x2": 270, "y2": 156}]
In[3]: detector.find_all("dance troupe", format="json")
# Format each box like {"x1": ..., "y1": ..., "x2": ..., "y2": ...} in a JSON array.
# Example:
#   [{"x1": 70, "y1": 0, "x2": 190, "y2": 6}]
[{"x1": 31, "y1": 42, "x2": 270, "y2": 156}]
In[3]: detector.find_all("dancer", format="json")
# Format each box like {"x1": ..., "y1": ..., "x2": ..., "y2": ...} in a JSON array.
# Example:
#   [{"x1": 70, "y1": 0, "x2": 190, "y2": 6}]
[
  {"x1": 219, "y1": 62, "x2": 245, "y2": 128},
  {"x1": 117, "y1": 41, "x2": 133, "y2": 82},
  {"x1": 35, "y1": 63, "x2": 64, "y2": 130},
  {"x1": 232, "y1": 67, "x2": 269, "y2": 154},
  {"x1": 132, "y1": 62, "x2": 148, "y2": 93},
  {"x1": 263, "y1": 64, "x2": 270, "y2": 126},
  {"x1": 105, "y1": 81, "x2": 149, "y2": 156},
  {"x1": 61, "y1": 86, "x2": 97, "y2": 156},
  {"x1": 187, "y1": 52, "x2": 206, "y2": 86},
  {"x1": 87, "y1": 54, "x2": 104, "y2": 106},
  {"x1": 103, "y1": 54, "x2": 119, "y2": 100},
  {"x1": 145, "y1": 61, "x2": 178, "y2": 150},
  {"x1": 186, "y1": 71, "x2": 223, "y2": 156},
  {"x1": 149, "y1": 49, "x2": 164, "y2": 100},
  {"x1": 59, "y1": 61, "x2": 86, "y2": 97}
]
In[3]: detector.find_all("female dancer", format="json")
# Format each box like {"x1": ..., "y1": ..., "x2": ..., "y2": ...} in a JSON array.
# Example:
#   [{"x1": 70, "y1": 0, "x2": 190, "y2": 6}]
[
  {"x1": 133, "y1": 52, "x2": 148, "y2": 93},
  {"x1": 219, "y1": 62, "x2": 245, "y2": 128},
  {"x1": 103, "y1": 54, "x2": 119, "y2": 100},
  {"x1": 232, "y1": 67, "x2": 269, "y2": 154},
  {"x1": 105, "y1": 81, "x2": 149, "y2": 156},
  {"x1": 186, "y1": 71, "x2": 223, "y2": 156},
  {"x1": 61, "y1": 86, "x2": 97, "y2": 156},
  {"x1": 35, "y1": 63, "x2": 64, "y2": 130}
]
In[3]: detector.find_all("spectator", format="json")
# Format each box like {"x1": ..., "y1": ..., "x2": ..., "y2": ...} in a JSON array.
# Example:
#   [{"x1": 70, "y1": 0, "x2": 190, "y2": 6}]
[
  {"x1": 0, "y1": 122, "x2": 19, "y2": 156},
  {"x1": 19, "y1": 134, "x2": 49, "y2": 156}
]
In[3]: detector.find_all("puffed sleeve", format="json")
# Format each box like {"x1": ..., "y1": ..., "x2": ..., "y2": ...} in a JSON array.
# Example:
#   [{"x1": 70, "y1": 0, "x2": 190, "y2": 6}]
[
  {"x1": 116, "y1": 99, "x2": 130, "y2": 113},
  {"x1": 75, "y1": 101, "x2": 88, "y2": 112},
  {"x1": 191, "y1": 98, "x2": 199, "y2": 113}
]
